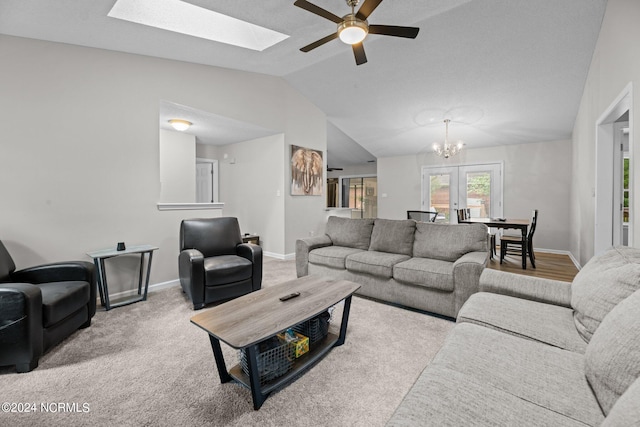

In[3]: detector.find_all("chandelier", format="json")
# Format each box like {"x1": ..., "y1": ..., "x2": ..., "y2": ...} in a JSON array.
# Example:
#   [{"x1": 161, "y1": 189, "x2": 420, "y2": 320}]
[{"x1": 433, "y1": 119, "x2": 463, "y2": 158}]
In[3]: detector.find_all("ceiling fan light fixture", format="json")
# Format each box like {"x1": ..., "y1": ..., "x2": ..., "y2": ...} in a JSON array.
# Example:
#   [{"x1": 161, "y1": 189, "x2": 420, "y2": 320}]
[
  {"x1": 169, "y1": 119, "x2": 192, "y2": 131},
  {"x1": 338, "y1": 16, "x2": 368, "y2": 44}
]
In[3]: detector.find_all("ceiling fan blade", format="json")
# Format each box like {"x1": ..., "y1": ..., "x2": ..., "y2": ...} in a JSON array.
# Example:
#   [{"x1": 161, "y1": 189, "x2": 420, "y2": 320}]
[
  {"x1": 352, "y1": 42, "x2": 367, "y2": 65},
  {"x1": 356, "y1": 0, "x2": 384, "y2": 20},
  {"x1": 294, "y1": 0, "x2": 343, "y2": 24},
  {"x1": 300, "y1": 33, "x2": 338, "y2": 52},
  {"x1": 368, "y1": 25, "x2": 420, "y2": 39}
]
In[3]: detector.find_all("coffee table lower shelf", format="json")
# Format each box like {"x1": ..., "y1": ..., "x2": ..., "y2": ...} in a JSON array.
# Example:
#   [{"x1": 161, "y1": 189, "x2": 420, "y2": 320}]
[{"x1": 228, "y1": 333, "x2": 339, "y2": 396}]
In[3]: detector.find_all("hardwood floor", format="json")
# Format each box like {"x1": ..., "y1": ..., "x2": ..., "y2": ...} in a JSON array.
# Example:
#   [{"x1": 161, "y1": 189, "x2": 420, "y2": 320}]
[{"x1": 487, "y1": 250, "x2": 579, "y2": 282}]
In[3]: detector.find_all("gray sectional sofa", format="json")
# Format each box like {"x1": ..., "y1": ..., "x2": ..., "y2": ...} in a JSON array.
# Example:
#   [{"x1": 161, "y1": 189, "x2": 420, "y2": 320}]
[
  {"x1": 387, "y1": 246, "x2": 640, "y2": 426},
  {"x1": 296, "y1": 216, "x2": 490, "y2": 318}
]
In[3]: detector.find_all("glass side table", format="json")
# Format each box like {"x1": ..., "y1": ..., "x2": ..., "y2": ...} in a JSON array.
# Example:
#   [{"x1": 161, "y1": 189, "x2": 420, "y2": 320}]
[{"x1": 86, "y1": 244, "x2": 158, "y2": 310}]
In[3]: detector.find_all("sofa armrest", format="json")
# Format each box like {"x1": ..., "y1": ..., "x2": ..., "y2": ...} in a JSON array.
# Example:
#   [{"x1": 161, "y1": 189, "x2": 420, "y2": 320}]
[
  {"x1": 12, "y1": 261, "x2": 95, "y2": 284},
  {"x1": 452, "y1": 251, "x2": 489, "y2": 316},
  {"x1": 178, "y1": 249, "x2": 205, "y2": 308},
  {"x1": 0, "y1": 283, "x2": 44, "y2": 372},
  {"x1": 479, "y1": 268, "x2": 572, "y2": 307},
  {"x1": 237, "y1": 243, "x2": 263, "y2": 291},
  {"x1": 12, "y1": 261, "x2": 97, "y2": 319},
  {"x1": 295, "y1": 235, "x2": 333, "y2": 277}
]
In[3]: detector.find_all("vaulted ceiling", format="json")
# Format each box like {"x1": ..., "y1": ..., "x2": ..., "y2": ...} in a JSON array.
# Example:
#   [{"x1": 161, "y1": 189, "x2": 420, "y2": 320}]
[{"x1": 0, "y1": 0, "x2": 608, "y2": 167}]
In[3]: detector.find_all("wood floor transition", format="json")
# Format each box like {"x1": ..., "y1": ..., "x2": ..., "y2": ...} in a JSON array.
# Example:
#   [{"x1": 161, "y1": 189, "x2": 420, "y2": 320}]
[{"x1": 487, "y1": 250, "x2": 579, "y2": 282}]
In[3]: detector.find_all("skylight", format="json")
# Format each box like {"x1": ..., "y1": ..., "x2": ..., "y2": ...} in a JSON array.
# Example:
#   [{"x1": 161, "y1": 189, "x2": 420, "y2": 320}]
[{"x1": 108, "y1": 0, "x2": 289, "y2": 51}]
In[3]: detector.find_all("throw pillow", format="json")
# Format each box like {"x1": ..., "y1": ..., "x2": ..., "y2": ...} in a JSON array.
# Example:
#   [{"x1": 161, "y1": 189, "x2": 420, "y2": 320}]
[
  {"x1": 584, "y1": 288, "x2": 640, "y2": 415},
  {"x1": 413, "y1": 222, "x2": 488, "y2": 261},
  {"x1": 325, "y1": 216, "x2": 374, "y2": 250},
  {"x1": 571, "y1": 246, "x2": 640, "y2": 342},
  {"x1": 369, "y1": 219, "x2": 415, "y2": 256}
]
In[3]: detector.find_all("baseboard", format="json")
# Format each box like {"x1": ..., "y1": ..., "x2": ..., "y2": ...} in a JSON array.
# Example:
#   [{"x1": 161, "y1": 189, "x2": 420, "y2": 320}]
[
  {"x1": 533, "y1": 248, "x2": 582, "y2": 270},
  {"x1": 264, "y1": 251, "x2": 296, "y2": 261},
  {"x1": 97, "y1": 279, "x2": 180, "y2": 303}
]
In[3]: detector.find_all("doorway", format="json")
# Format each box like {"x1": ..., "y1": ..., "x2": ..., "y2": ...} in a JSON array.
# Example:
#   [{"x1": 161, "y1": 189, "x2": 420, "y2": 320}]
[
  {"x1": 196, "y1": 158, "x2": 219, "y2": 203},
  {"x1": 594, "y1": 83, "x2": 633, "y2": 254},
  {"x1": 340, "y1": 175, "x2": 377, "y2": 219},
  {"x1": 422, "y1": 163, "x2": 503, "y2": 222}
]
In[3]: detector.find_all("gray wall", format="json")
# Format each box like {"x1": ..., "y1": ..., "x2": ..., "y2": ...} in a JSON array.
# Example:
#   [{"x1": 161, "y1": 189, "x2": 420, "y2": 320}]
[
  {"x1": 378, "y1": 139, "x2": 572, "y2": 252},
  {"x1": 0, "y1": 35, "x2": 326, "y2": 292},
  {"x1": 571, "y1": 0, "x2": 640, "y2": 266}
]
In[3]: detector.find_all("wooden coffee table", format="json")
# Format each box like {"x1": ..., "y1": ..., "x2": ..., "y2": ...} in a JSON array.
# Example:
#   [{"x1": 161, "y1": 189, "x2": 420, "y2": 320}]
[{"x1": 190, "y1": 275, "x2": 360, "y2": 409}]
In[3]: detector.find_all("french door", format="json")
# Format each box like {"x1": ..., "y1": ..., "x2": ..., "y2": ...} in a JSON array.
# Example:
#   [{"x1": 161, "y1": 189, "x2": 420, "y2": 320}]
[{"x1": 422, "y1": 163, "x2": 503, "y2": 222}]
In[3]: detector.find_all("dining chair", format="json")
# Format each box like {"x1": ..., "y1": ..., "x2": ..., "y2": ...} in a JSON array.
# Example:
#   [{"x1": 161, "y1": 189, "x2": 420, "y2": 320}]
[
  {"x1": 456, "y1": 208, "x2": 470, "y2": 223},
  {"x1": 500, "y1": 209, "x2": 538, "y2": 268},
  {"x1": 407, "y1": 210, "x2": 438, "y2": 222},
  {"x1": 458, "y1": 208, "x2": 496, "y2": 258}
]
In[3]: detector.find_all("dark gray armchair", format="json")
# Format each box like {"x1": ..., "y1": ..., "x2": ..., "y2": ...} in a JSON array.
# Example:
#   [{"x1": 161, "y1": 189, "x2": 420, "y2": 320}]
[
  {"x1": 179, "y1": 217, "x2": 262, "y2": 310},
  {"x1": 0, "y1": 241, "x2": 96, "y2": 373}
]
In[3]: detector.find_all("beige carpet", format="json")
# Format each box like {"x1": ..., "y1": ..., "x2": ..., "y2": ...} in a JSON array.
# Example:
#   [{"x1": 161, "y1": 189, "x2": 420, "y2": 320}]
[{"x1": 0, "y1": 258, "x2": 453, "y2": 426}]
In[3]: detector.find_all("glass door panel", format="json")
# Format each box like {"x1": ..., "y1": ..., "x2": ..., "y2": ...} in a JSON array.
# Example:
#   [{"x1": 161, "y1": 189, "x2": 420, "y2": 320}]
[
  {"x1": 423, "y1": 163, "x2": 502, "y2": 223},
  {"x1": 465, "y1": 171, "x2": 492, "y2": 218},
  {"x1": 428, "y1": 172, "x2": 457, "y2": 222},
  {"x1": 341, "y1": 176, "x2": 377, "y2": 219}
]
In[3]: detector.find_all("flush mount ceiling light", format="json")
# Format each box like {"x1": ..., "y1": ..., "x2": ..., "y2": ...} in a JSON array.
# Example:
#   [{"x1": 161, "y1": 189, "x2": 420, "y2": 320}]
[
  {"x1": 108, "y1": 0, "x2": 289, "y2": 51},
  {"x1": 169, "y1": 119, "x2": 192, "y2": 131},
  {"x1": 433, "y1": 119, "x2": 463, "y2": 159}
]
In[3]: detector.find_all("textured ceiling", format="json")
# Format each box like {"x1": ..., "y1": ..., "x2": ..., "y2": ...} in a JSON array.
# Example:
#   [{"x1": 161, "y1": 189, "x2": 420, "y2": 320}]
[{"x1": 0, "y1": 0, "x2": 608, "y2": 167}]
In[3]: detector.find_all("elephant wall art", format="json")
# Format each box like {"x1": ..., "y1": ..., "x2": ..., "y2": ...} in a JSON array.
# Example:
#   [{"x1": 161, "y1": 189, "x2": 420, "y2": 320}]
[{"x1": 291, "y1": 145, "x2": 323, "y2": 196}]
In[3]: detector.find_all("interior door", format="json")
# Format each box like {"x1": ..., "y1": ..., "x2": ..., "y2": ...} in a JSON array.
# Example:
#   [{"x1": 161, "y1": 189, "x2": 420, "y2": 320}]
[
  {"x1": 423, "y1": 163, "x2": 502, "y2": 222},
  {"x1": 196, "y1": 162, "x2": 213, "y2": 203}
]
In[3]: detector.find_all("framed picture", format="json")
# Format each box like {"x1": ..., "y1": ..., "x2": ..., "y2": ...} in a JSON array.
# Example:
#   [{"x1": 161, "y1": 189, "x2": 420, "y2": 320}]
[{"x1": 291, "y1": 145, "x2": 323, "y2": 196}]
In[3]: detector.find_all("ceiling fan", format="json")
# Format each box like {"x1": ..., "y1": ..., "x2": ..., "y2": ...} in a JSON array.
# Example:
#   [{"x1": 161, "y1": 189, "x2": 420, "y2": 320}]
[{"x1": 294, "y1": 0, "x2": 420, "y2": 65}]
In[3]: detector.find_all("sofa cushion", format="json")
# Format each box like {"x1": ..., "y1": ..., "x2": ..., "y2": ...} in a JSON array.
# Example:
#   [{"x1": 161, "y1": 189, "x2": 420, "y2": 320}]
[
  {"x1": 602, "y1": 377, "x2": 640, "y2": 427},
  {"x1": 369, "y1": 219, "x2": 415, "y2": 256},
  {"x1": 204, "y1": 255, "x2": 252, "y2": 286},
  {"x1": 386, "y1": 365, "x2": 590, "y2": 427},
  {"x1": 39, "y1": 281, "x2": 90, "y2": 327},
  {"x1": 308, "y1": 246, "x2": 365, "y2": 269},
  {"x1": 345, "y1": 251, "x2": 410, "y2": 279},
  {"x1": 457, "y1": 292, "x2": 587, "y2": 353},
  {"x1": 585, "y1": 288, "x2": 640, "y2": 415},
  {"x1": 572, "y1": 246, "x2": 640, "y2": 342},
  {"x1": 429, "y1": 323, "x2": 604, "y2": 426},
  {"x1": 413, "y1": 222, "x2": 488, "y2": 262},
  {"x1": 392, "y1": 258, "x2": 454, "y2": 292},
  {"x1": 325, "y1": 216, "x2": 374, "y2": 250}
]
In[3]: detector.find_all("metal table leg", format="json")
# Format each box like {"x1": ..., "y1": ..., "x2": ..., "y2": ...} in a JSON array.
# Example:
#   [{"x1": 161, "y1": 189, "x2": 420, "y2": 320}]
[
  {"x1": 208, "y1": 335, "x2": 232, "y2": 384},
  {"x1": 246, "y1": 344, "x2": 266, "y2": 410},
  {"x1": 336, "y1": 295, "x2": 353, "y2": 347}
]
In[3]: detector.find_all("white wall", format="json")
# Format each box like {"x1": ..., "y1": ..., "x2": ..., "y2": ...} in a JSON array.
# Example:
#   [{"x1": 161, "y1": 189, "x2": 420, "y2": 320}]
[
  {"x1": 0, "y1": 35, "x2": 325, "y2": 292},
  {"x1": 159, "y1": 129, "x2": 196, "y2": 203},
  {"x1": 571, "y1": 0, "x2": 640, "y2": 266},
  {"x1": 217, "y1": 134, "x2": 287, "y2": 256},
  {"x1": 378, "y1": 139, "x2": 573, "y2": 251}
]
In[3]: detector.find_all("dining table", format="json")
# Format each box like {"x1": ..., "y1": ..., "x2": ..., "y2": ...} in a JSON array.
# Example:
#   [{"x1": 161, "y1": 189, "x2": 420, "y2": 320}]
[{"x1": 458, "y1": 217, "x2": 531, "y2": 269}]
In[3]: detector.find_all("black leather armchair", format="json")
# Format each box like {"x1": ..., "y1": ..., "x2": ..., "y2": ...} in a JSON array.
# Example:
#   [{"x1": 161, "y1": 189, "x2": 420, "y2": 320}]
[
  {"x1": 179, "y1": 217, "x2": 262, "y2": 310},
  {"x1": 0, "y1": 241, "x2": 96, "y2": 373}
]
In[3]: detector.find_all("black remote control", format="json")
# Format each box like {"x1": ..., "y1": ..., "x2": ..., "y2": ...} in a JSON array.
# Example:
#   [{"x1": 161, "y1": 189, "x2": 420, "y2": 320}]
[{"x1": 279, "y1": 292, "x2": 300, "y2": 301}]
